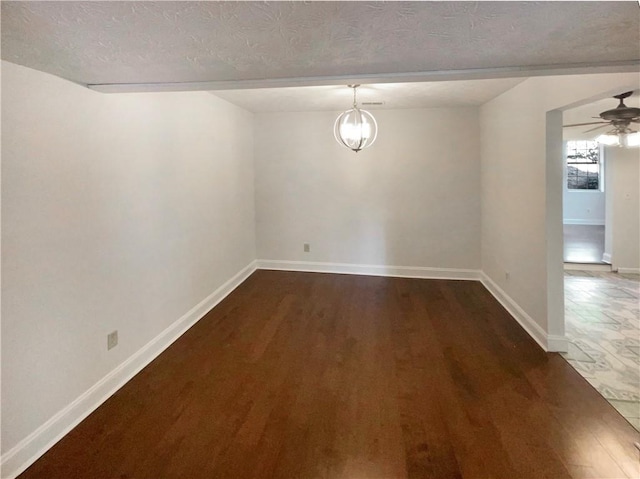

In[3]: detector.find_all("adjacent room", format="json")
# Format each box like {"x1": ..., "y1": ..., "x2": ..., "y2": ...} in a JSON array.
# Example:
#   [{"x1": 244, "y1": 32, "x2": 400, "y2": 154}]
[
  {"x1": 2, "y1": 2, "x2": 639, "y2": 479},
  {"x1": 561, "y1": 95, "x2": 640, "y2": 430}
]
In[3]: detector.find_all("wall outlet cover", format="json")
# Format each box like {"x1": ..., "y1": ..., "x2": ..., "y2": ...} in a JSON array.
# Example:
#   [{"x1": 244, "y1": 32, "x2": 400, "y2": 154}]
[{"x1": 107, "y1": 330, "x2": 118, "y2": 350}]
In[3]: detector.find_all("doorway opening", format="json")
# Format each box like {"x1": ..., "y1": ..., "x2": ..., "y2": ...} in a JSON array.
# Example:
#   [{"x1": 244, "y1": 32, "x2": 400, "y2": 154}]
[
  {"x1": 562, "y1": 139, "x2": 609, "y2": 267},
  {"x1": 558, "y1": 96, "x2": 640, "y2": 431}
]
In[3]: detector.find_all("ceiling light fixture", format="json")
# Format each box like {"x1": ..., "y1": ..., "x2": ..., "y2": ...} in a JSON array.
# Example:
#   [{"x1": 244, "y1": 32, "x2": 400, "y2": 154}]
[
  {"x1": 564, "y1": 91, "x2": 640, "y2": 148},
  {"x1": 596, "y1": 130, "x2": 640, "y2": 148},
  {"x1": 334, "y1": 85, "x2": 378, "y2": 152}
]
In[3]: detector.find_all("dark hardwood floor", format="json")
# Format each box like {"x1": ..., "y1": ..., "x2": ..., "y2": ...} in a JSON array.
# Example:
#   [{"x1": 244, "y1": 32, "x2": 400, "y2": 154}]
[{"x1": 18, "y1": 270, "x2": 640, "y2": 478}]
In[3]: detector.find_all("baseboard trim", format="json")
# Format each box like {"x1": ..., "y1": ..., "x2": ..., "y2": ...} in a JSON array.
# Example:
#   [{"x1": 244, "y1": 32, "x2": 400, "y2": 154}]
[
  {"x1": 547, "y1": 335, "x2": 570, "y2": 352},
  {"x1": 563, "y1": 262, "x2": 612, "y2": 272},
  {"x1": 563, "y1": 219, "x2": 605, "y2": 226},
  {"x1": 617, "y1": 267, "x2": 640, "y2": 275},
  {"x1": 256, "y1": 259, "x2": 481, "y2": 281},
  {"x1": 0, "y1": 260, "x2": 258, "y2": 479},
  {"x1": 602, "y1": 252, "x2": 612, "y2": 264},
  {"x1": 479, "y1": 272, "x2": 551, "y2": 352}
]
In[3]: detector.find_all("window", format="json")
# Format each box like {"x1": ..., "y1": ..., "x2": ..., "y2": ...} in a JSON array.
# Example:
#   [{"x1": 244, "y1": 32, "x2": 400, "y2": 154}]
[{"x1": 566, "y1": 140, "x2": 602, "y2": 190}]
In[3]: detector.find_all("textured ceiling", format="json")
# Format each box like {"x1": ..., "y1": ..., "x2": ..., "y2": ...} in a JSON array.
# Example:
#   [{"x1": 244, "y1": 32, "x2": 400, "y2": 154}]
[
  {"x1": 1, "y1": 1, "x2": 639, "y2": 91},
  {"x1": 212, "y1": 78, "x2": 527, "y2": 112}
]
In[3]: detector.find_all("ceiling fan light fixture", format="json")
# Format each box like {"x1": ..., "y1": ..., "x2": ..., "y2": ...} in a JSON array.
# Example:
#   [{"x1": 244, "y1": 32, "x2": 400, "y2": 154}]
[
  {"x1": 334, "y1": 85, "x2": 378, "y2": 152},
  {"x1": 596, "y1": 131, "x2": 640, "y2": 148},
  {"x1": 626, "y1": 132, "x2": 640, "y2": 147},
  {"x1": 566, "y1": 91, "x2": 640, "y2": 148},
  {"x1": 596, "y1": 134, "x2": 620, "y2": 146}
]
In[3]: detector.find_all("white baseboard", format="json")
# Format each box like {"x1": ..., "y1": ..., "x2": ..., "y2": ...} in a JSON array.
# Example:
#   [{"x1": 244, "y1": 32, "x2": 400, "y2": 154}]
[
  {"x1": 563, "y1": 219, "x2": 605, "y2": 226},
  {"x1": 563, "y1": 263, "x2": 611, "y2": 272},
  {"x1": 480, "y1": 272, "x2": 563, "y2": 352},
  {"x1": 256, "y1": 259, "x2": 481, "y2": 281},
  {"x1": 617, "y1": 267, "x2": 640, "y2": 275},
  {"x1": 547, "y1": 335, "x2": 569, "y2": 352},
  {"x1": 1, "y1": 260, "x2": 257, "y2": 479}
]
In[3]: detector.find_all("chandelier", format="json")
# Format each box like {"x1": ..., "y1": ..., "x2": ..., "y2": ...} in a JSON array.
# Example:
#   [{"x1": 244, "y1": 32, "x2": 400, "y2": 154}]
[{"x1": 334, "y1": 85, "x2": 378, "y2": 152}]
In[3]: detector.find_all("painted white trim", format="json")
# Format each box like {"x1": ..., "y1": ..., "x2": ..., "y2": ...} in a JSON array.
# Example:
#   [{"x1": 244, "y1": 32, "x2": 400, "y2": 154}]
[
  {"x1": 256, "y1": 259, "x2": 481, "y2": 281},
  {"x1": 602, "y1": 252, "x2": 612, "y2": 264},
  {"x1": 547, "y1": 335, "x2": 569, "y2": 353},
  {"x1": 562, "y1": 219, "x2": 605, "y2": 226},
  {"x1": 563, "y1": 263, "x2": 611, "y2": 272},
  {"x1": 0, "y1": 261, "x2": 258, "y2": 479},
  {"x1": 547, "y1": 334, "x2": 569, "y2": 353},
  {"x1": 479, "y1": 272, "x2": 549, "y2": 352},
  {"x1": 617, "y1": 267, "x2": 640, "y2": 275}
]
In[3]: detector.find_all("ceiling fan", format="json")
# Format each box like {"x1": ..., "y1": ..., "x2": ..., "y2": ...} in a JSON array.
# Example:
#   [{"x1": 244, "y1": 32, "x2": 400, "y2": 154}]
[{"x1": 564, "y1": 91, "x2": 640, "y2": 147}]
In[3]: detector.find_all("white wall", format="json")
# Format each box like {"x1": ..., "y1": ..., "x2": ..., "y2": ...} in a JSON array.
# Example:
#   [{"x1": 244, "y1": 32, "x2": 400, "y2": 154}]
[
  {"x1": 254, "y1": 108, "x2": 481, "y2": 271},
  {"x1": 480, "y1": 72, "x2": 639, "y2": 348},
  {"x1": 607, "y1": 146, "x2": 640, "y2": 271},
  {"x1": 1, "y1": 62, "x2": 256, "y2": 455},
  {"x1": 562, "y1": 191, "x2": 605, "y2": 225}
]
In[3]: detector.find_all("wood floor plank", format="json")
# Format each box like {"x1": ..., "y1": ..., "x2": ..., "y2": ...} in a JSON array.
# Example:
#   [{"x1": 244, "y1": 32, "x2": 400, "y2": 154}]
[{"x1": 17, "y1": 271, "x2": 640, "y2": 479}]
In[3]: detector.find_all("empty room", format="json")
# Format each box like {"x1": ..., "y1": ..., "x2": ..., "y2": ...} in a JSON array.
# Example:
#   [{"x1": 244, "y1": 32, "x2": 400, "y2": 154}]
[{"x1": 1, "y1": 2, "x2": 640, "y2": 479}]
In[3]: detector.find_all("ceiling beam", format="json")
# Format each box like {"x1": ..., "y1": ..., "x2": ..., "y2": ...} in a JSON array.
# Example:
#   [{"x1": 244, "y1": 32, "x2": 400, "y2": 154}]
[{"x1": 88, "y1": 61, "x2": 640, "y2": 94}]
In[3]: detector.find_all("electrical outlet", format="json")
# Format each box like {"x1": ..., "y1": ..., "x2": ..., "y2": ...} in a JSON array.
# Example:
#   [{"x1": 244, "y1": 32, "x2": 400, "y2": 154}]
[
  {"x1": 107, "y1": 330, "x2": 118, "y2": 350},
  {"x1": 303, "y1": 243, "x2": 310, "y2": 252}
]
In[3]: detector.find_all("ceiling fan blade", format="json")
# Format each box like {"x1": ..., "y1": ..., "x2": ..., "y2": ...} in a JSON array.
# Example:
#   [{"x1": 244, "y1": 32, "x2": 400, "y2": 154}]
[
  {"x1": 583, "y1": 124, "x2": 611, "y2": 133},
  {"x1": 563, "y1": 121, "x2": 609, "y2": 128}
]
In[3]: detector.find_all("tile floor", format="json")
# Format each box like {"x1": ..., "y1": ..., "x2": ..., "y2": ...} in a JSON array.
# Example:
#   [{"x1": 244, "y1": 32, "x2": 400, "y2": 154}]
[{"x1": 562, "y1": 270, "x2": 640, "y2": 430}]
